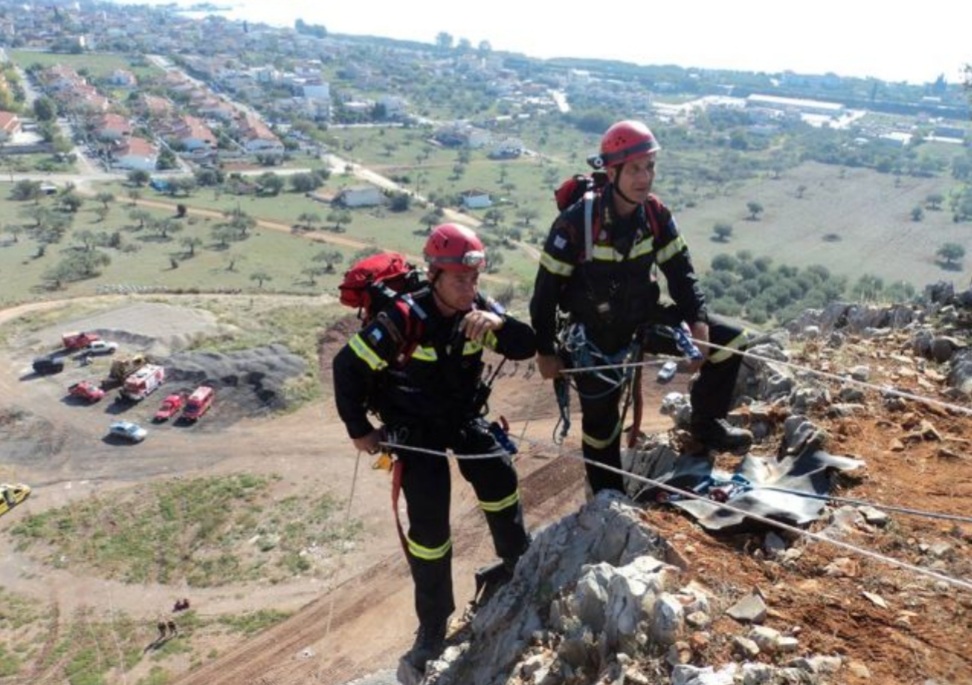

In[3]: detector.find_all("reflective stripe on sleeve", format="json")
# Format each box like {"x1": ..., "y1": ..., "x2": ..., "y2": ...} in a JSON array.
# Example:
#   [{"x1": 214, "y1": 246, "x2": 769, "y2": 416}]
[
  {"x1": 655, "y1": 236, "x2": 687, "y2": 265},
  {"x1": 349, "y1": 333, "x2": 388, "y2": 371},
  {"x1": 540, "y1": 252, "x2": 574, "y2": 276}
]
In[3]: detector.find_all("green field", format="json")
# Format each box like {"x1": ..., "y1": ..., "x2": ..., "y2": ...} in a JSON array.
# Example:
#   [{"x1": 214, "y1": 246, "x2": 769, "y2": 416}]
[
  {"x1": 321, "y1": 126, "x2": 972, "y2": 293},
  {"x1": 2, "y1": 150, "x2": 968, "y2": 315},
  {"x1": 8, "y1": 49, "x2": 162, "y2": 82},
  {"x1": 675, "y1": 160, "x2": 970, "y2": 287},
  {"x1": 0, "y1": 179, "x2": 538, "y2": 309}
]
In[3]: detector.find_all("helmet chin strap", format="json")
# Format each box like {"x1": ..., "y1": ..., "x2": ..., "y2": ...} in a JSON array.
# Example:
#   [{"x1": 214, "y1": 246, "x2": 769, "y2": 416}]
[{"x1": 610, "y1": 163, "x2": 640, "y2": 207}]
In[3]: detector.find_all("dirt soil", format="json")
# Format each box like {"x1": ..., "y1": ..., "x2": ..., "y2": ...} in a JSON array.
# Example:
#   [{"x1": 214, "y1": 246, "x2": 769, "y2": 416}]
[{"x1": 0, "y1": 298, "x2": 970, "y2": 685}]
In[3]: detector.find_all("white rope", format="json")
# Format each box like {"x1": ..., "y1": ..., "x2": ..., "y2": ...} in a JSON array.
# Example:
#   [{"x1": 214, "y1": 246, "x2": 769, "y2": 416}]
[
  {"x1": 710, "y1": 338, "x2": 972, "y2": 416},
  {"x1": 560, "y1": 337, "x2": 972, "y2": 417},
  {"x1": 375, "y1": 435, "x2": 972, "y2": 593},
  {"x1": 327, "y1": 448, "x2": 363, "y2": 641},
  {"x1": 759, "y1": 485, "x2": 972, "y2": 524}
]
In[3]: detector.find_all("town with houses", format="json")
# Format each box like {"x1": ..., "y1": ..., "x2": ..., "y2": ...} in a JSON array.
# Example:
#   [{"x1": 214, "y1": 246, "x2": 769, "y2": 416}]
[{"x1": 0, "y1": 0, "x2": 967, "y2": 207}]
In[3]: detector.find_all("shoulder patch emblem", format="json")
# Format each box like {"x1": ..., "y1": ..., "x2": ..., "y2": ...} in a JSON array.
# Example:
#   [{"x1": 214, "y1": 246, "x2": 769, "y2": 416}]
[{"x1": 553, "y1": 235, "x2": 566, "y2": 250}]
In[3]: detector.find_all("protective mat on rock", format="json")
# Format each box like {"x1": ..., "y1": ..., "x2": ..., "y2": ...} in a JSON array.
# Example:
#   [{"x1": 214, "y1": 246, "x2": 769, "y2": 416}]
[{"x1": 636, "y1": 419, "x2": 864, "y2": 532}]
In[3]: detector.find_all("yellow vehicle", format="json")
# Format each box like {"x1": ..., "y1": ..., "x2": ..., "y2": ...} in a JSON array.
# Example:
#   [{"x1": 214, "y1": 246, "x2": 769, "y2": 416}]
[
  {"x1": 0, "y1": 483, "x2": 31, "y2": 518},
  {"x1": 109, "y1": 354, "x2": 147, "y2": 381}
]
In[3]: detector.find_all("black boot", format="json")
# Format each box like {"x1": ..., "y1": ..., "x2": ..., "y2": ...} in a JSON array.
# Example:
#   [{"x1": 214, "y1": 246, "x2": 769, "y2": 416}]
[
  {"x1": 404, "y1": 620, "x2": 446, "y2": 672},
  {"x1": 691, "y1": 418, "x2": 753, "y2": 454},
  {"x1": 473, "y1": 556, "x2": 521, "y2": 607}
]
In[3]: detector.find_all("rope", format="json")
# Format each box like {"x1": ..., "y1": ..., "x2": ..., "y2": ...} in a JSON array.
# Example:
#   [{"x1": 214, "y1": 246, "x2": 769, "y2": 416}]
[
  {"x1": 760, "y1": 485, "x2": 972, "y2": 524},
  {"x1": 327, "y1": 448, "x2": 363, "y2": 640},
  {"x1": 559, "y1": 337, "x2": 972, "y2": 417},
  {"x1": 351, "y1": 325, "x2": 972, "y2": 591},
  {"x1": 374, "y1": 435, "x2": 972, "y2": 593},
  {"x1": 381, "y1": 434, "x2": 972, "y2": 524}
]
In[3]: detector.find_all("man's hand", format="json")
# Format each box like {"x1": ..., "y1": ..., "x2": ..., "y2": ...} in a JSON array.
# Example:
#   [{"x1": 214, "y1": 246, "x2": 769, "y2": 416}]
[
  {"x1": 459, "y1": 310, "x2": 504, "y2": 342},
  {"x1": 687, "y1": 321, "x2": 710, "y2": 372},
  {"x1": 536, "y1": 353, "x2": 564, "y2": 380},
  {"x1": 352, "y1": 429, "x2": 383, "y2": 455}
]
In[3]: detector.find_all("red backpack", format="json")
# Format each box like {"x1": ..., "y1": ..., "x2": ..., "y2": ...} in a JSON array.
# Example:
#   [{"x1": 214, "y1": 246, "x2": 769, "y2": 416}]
[
  {"x1": 338, "y1": 252, "x2": 426, "y2": 323},
  {"x1": 338, "y1": 252, "x2": 429, "y2": 367}
]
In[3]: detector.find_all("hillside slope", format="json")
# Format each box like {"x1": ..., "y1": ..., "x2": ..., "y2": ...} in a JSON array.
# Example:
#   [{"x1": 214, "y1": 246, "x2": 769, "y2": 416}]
[{"x1": 170, "y1": 298, "x2": 972, "y2": 685}]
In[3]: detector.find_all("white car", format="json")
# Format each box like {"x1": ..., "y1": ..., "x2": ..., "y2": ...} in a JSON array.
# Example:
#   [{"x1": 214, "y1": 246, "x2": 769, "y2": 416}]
[
  {"x1": 87, "y1": 340, "x2": 119, "y2": 355},
  {"x1": 109, "y1": 420, "x2": 147, "y2": 443},
  {"x1": 656, "y1": 360, "x2": 678, "y2": 383}
]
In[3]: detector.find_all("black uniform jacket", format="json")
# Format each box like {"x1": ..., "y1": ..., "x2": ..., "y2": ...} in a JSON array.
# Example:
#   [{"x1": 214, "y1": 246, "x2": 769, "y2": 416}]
[
  {"x1": 333, "y1": 288, "x2": 536, "y2": 439},
  {"x1": 530, "y1": 186, "x2": 708, "y2": 356}
]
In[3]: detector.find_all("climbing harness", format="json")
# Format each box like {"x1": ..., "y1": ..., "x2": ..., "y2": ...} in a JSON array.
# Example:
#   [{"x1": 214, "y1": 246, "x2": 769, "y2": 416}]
[{"x1": 561, "y1": 323, "x2": 638, "y2": 397}]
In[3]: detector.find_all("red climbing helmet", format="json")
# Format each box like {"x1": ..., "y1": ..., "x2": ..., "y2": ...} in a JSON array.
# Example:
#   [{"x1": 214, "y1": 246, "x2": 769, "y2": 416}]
[
  {"x1": 588, "y1": 120, "x2": 661, "y2": 169},
  {"x1": 423, "y1": 223, "x2": 487, "y2": 272}
]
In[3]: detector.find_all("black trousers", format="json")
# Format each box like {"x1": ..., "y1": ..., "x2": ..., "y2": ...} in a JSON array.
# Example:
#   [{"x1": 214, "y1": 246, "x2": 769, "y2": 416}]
[
  {"x1": 574, "y1": 312, "x2": 746, "y2": 494},
  {"x1": 395, "y1": 418, "x2": 529, "y2": 627}
]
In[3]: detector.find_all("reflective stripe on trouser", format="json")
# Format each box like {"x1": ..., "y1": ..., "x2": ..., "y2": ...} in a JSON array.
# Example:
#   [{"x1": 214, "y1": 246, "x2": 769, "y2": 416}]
[
  {"x1": 398, "y1": 419, "x2": 529, "y2": 627},
  {"x1": 574, "y1": 370, "x2": 627, "y2": 495}
]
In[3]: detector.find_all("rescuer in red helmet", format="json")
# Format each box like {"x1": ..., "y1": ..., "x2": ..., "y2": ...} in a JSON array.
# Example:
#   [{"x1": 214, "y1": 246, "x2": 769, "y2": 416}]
[
  {"x1": 333, "y1": 223, "x2": 535, "y2": 674},
  {"x1": 531, "y1": 119, "x2": 752, "y2": 495}
]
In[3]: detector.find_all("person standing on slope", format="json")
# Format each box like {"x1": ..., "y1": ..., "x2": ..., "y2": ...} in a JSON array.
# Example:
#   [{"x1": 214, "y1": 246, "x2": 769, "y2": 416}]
[
  {"x1": 530, "y1": 119, "x2": 752, "y2": 496},
  {"x1": 333, "y1": 223, "x2": 534, "y2": 673}
]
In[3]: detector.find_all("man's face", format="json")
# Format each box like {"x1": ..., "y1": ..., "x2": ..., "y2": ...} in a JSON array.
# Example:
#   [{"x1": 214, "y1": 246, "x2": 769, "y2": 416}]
[
  {"x1": 609, "y1": 153, "x2": 656, "y2": 205},
  {"x1": 432, "y1": 268, "x2": 480, "y2": 313}
]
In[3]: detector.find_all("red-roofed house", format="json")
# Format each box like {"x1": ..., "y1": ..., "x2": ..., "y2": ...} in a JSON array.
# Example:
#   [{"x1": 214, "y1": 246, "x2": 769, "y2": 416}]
[
  {"x1": 0, "y1": 111, "x2": 21, "y2": 141},
  {"x1": 94, "y1": 113, "x2": 132, "y2": 142},
  {"x1": 114, "y1": 137, "x2": 158, "y2": 171},
  {"x1": 165, "y1": 115, "x2": 216, "y2": 152},
  {"x1": 237, "y1": 114, "x2": 283, "y2": 153}
]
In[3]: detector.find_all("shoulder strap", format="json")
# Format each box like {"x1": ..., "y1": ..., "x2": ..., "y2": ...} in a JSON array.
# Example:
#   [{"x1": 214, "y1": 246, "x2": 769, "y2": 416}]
[
  {"x1": 375, "y1": 289, "x2": 429, "y2": 366},
  {"x1": 643, "y1": 195, "x2": 663, "y2": 240},
  {"x1": 582, "y1": 189, "x2": 595, "y2": 263}
]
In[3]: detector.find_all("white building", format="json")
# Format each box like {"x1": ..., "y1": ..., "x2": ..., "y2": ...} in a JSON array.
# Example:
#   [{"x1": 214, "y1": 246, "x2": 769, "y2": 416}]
[{"x1": 334, "y1": 185, "x2": 384, "y2": 208}]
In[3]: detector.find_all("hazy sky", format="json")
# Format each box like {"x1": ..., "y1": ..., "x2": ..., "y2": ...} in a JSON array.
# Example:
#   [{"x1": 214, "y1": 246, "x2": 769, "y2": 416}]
[{"x1": 120, "y1": 0, "x2": 970, "y2": 85}]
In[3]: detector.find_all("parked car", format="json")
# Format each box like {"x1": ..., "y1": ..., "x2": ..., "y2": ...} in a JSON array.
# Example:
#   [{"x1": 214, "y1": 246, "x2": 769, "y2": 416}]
[
  {"x1": 154, "y1": 393, "x2": 184, "y2": 422},
  {"x1": 32, "y1": 355, "x2": 65, "y2": 375},
  {"x1": 108, "y1": 420, "x2": 147, "y2": 443},
  {"x1": 656, "y1": 360, "x2": 678, "y2": 383},
  {"x1": 87, "y1": 340, "x2": 119, "y2": 355},
  {"x1": 68, "y1": 380, "x2": 106, "y2": 403},
  {"x1": 0, "y1": 483, "x2": 31, "y2": 518}
]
